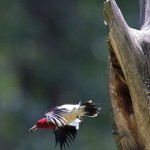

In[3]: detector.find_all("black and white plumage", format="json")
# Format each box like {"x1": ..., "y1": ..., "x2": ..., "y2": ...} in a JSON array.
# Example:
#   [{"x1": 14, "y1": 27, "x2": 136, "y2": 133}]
[
  {"x1": 29, "y1": 100, "x2": 100, "y2": 150},
  {"x1": 46, "y1": 100, "x2": 100, "y2": 149}
]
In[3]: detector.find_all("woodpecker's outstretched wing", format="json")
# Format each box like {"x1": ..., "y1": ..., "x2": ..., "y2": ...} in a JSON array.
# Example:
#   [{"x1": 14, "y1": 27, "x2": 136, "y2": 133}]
[
  {"x1": 45, "y1": 100, "x2": 100, "y2": 129},
  {"x1": 46, "y1": 107, "x2": 81, "y2": 149},
  {"x1": 53, "y1": 125, "x2": 77, "y2": 150},
  {"x1": 45, "y1": 107, "x2": 69, "y2": 127}
]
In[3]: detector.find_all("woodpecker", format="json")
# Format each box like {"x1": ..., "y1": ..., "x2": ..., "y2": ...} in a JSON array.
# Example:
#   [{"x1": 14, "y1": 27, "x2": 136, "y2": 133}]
[{"x1": 29, "y1": 100, "x2": 100, "y2": 150}]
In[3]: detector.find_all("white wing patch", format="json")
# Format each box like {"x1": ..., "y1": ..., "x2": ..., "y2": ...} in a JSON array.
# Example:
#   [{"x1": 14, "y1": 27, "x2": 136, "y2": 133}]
[
  {"x1": 69, "y1": 118, "x2": 81, "y2": 130},
  {"x1": 58, "y1": 104, "x2": 80, "y2": 111}
]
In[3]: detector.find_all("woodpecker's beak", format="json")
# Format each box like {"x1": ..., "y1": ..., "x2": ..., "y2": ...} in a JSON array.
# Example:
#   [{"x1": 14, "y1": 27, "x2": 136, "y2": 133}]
[{"x1": 29, "y1": 125, "x2": 37, "y2": 131}]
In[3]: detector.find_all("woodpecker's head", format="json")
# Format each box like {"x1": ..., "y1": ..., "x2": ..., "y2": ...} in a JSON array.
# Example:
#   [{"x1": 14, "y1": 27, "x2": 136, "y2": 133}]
[{"x1": 29, "y1": 118, "x2": 55, "y2": 131}]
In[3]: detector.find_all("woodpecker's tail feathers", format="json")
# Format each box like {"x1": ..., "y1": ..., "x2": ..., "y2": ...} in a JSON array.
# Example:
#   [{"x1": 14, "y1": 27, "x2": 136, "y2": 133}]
[{"x1": 80, "y1": 100, "x2": 100, "y2": 117}]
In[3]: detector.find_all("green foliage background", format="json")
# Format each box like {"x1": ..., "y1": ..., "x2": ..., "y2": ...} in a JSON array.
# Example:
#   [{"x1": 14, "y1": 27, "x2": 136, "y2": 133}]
[{"x1": 0, "y1": 0, "x2": 138, "y2": 150}]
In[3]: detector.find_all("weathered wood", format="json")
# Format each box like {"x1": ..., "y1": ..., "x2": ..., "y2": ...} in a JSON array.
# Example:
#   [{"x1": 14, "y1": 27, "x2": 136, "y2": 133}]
[
  {"x1": 139, "y1": 0, "x2": 150, "y2": 29},
  {"x1": 104, "y1": 0, "x2": 150, "y2": 149}
]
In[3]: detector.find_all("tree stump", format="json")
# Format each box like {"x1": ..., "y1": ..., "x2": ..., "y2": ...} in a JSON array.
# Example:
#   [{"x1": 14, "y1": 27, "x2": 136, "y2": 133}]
[{"x1": 103, "y1": 0, "x2": 150, "y2": 149}]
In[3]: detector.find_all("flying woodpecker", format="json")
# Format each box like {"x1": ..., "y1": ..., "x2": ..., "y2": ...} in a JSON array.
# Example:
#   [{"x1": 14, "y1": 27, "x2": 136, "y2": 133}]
[{"x1": 29, "y1": 100, "x2": 100, "y2": 149}]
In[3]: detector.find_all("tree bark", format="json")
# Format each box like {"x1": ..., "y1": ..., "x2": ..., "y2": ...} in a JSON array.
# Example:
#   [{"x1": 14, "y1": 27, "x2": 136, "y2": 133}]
[{"x1": 103, "y1": 0, "x2": 150, "y2": 149}]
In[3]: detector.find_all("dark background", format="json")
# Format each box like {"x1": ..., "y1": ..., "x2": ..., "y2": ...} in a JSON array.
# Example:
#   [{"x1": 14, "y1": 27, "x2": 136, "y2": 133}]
[{"x1": 0, "y1": 0, "x2": 138, "y2": 150}]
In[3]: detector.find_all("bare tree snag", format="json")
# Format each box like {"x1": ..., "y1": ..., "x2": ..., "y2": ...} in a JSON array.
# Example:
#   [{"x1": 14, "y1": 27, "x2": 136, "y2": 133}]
[{"x1": 103, "y1": 0, "x2": 150, "y2": 149}]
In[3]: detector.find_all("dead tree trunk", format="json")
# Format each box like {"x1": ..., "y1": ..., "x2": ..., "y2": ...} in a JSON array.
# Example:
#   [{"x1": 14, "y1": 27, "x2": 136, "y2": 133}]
[{"x1": 103, "y1": 0, "x2": 150, "y2": 149}]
